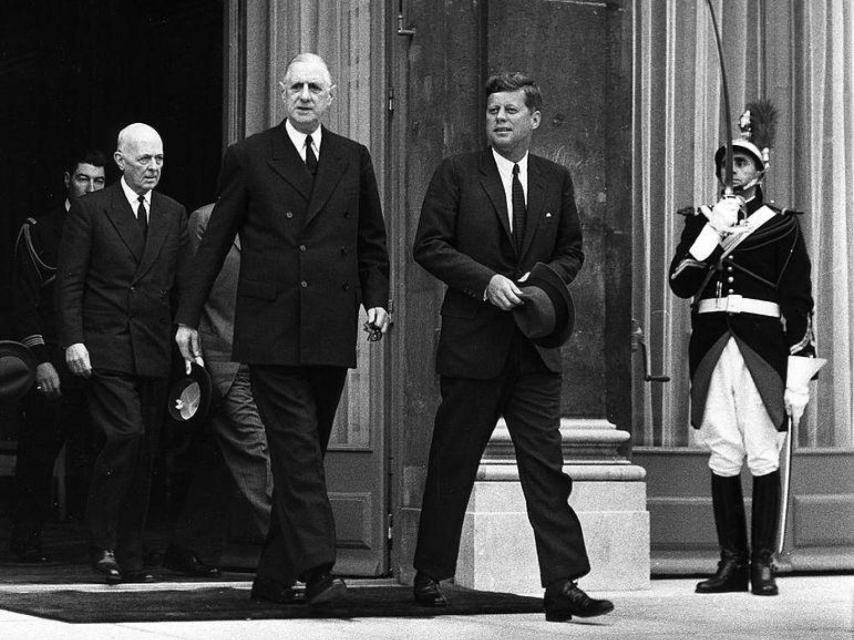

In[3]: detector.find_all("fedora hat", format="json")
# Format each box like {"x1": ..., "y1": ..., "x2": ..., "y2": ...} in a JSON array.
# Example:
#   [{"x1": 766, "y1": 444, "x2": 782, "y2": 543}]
[
  {"x1": 0, "y1": 340, "x2": 38, "y2": 402},
  {"x1": 166, "y1": 362, "x2": 213, "y2": 425},
  {"x1": 512, "y1": 262, "x2": 575, "y2": 348}
]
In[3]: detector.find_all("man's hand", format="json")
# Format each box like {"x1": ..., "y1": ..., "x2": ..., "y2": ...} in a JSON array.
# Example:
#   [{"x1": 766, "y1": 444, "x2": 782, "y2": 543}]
[
  {"x1": 364, "y1": 307, "x2": 390, "y2": 341},
  {"x1": 700, "y1": 197, "x2": 742, "y2": 234},
  {"x1": 34, "y1": 361, "x2": 61, "y2": 398},
  {"x1": 65, "y1": 343, "x2": 92, "y2": 378},
  {"x1": 175, "y1": 324, "x2": 204, "y2": 374},
  {"x1": 485, "y1": 274, "x2": 524, "y2": 311},
  {"x1": 784, "y1": 387, "x2": 809, "y2": 428}
]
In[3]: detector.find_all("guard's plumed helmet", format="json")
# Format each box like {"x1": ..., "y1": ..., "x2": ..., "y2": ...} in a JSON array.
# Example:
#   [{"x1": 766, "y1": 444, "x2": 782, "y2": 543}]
[{"x1": 715, "y1": 99, "x2": 778, "y2": 178}]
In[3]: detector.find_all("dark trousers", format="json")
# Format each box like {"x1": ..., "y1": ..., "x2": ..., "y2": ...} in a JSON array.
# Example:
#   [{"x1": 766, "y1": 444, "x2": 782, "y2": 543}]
[
  {"x1": 163, "y1": 407, "x2": 232, "y2": 563},
  {"x1": 249, "y1": 364, "x2": 347, "y2": 585},
  {"x1": 414, "y1": 331, "x2": 591, "y2": 587},
  {"x1": 86, "y1": 370, "x2": 166, "y2": 571},
  {"x1": 11, "y1": 352, "x2": 92, "y2": 537}
]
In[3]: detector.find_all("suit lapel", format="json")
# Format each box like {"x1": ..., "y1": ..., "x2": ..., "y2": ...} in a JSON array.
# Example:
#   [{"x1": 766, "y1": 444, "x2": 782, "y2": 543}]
[
  {"x1": 135, "y1": 192, "x2": 169, "y2": 281},
  {"x1": 304, "y1": 127, "x2": 348, "y2": 228},
  {"x1": 104, "y1": 184, "x2": 143, "y2": 262},
  {"x1": 267, "y1": 122, "x2": 313, "y2": 201},
  {"x1": 520, "y1": 156, "x2": 546, "y2": 258},
  {"x1": 478, "y1": 150, "x2": 514, "y2": 247}
]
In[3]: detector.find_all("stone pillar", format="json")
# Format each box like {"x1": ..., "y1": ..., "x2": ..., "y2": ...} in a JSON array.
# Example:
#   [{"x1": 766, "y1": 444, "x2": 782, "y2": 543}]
[{"x1": 455, "y1": 419, "x2": 650, "y2": 592}]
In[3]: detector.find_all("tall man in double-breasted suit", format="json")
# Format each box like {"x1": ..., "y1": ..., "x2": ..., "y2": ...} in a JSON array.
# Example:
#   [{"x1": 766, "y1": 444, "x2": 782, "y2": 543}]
[
  {"x1": 176, "y1": 53, "x2": 389, "y2": 607},
  {"x1": 411, "y1": 72, "x2": 613, "y2": 622},
  {"x1": 57, "y1": 123, "x2": 189, "y2": 584}
]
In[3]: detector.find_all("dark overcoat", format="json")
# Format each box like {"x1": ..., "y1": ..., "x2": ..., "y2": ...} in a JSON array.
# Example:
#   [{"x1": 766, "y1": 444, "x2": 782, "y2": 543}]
[{"x1": 176, "y1": 122, "x2": 389, "y2": 368}]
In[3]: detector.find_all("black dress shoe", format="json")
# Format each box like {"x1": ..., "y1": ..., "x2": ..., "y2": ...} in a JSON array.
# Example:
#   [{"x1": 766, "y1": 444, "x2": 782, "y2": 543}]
[
  {"x1": 304, "y1": 569, "x2": 347, "y2": 606},
  {"x1": 250, "y1": 577, "x2": 302, "y2": 604},
  {"x1": 543, "y1": 580, "x2": 615, "y2": 622},
  {"x1": 9, "y1": 537, "x2": 48, "y2": 563},
  {"x1": 93, "y1": 549, "x2": 123, "y2": 585},
  {"x1": 162, "y1": 545, "x2": 222, "y2": 578},
  {"x1": 750, "y1": 556, "x2": 779, "y2": 596},
  {"x1": 123, "y1": 570, "x2": 157, "y2": 584},
  {"x1": 695, "y1": 555, "x2": 749, "y2": 593},
  {"x1": 413, "y1": 571, "x2": 448, "y2": 607}
]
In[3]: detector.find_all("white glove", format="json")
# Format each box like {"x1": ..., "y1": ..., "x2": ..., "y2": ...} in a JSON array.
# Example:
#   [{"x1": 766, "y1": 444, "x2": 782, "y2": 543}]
[
  {"x1": 784, "y1": 356, "x2": 827, "y2": 428},
  {"x1": 784, "y1": 387, "x2": 809, "y2": 428},
  {"x1": 705, "y1": 197, "x2": 741, "y2": 233}
]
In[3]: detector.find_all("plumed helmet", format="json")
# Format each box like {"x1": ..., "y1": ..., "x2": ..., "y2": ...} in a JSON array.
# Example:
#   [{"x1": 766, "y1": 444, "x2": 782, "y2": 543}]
[{"x1": 715, "y1": 99, "x2": 778, "y2": 175}]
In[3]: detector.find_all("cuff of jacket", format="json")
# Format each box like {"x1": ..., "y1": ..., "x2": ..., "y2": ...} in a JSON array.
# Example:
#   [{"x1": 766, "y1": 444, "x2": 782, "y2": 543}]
[{"x1": 688, "y1": 224, "x2": 721, "y2": 261}]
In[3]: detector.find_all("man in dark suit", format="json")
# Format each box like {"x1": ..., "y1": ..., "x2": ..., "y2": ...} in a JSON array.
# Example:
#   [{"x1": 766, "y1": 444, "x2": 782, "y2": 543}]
[
  {"x1": 56, "y1": 123, "x2": 189, "y2": 584},
  {"x1": 9, "y1": 149, "x2": 106, "y2": 562},
  {"x1": 161, "y1": 203, "x2": 273, "y2": 577},
  {"x1": 175, "y1": 53, "x2": 389, "y2": 607},
  {"x1": 411, "y1": 72, "x2": 614, "y2": 622}
]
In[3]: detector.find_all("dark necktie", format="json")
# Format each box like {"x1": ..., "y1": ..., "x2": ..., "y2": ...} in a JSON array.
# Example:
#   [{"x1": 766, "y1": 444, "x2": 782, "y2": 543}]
[
  {"x1": 512, "y1": 163, "x2": 526, "y2": 253},
  {"x1": 136, "y1": 195, "x2": 148, "y2": 240},
  {"x1": 305, "y1": 134, "x2": 318, "y2": 176}
]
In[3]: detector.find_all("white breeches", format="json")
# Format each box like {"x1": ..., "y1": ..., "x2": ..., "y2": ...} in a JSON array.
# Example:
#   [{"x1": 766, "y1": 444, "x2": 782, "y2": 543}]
[{"x1": 695, "y1": 338, "x2": 786, "y2": 477}]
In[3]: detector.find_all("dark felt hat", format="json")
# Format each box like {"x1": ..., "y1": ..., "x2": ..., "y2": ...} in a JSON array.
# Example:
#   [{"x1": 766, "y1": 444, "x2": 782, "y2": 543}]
[
  {"x1": 512, "y1": 262, "x2": 575, "y2": 348},
  {"x1": 166, "y1": 362, "x2": 213, "y2": 425},
  {"x1": 0, "y1": 340, "x2": 37, "y2": 402}
]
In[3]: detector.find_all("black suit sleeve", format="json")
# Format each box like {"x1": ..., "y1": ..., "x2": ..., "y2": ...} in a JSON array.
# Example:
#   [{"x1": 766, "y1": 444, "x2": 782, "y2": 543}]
[
  {"x1": 176, "y1": 145, "x2": 247, "y2": 328},
  {"x1": 413, "y1": 157, "x2": 496, "y2": 294},
  {"x1": 546, "y1": 166, "x2": 584, "y2": 284},
  {"x1": 356, "y1": 144, "x2": 390, "y2": 310},
  {"x1": 55, "y1": 198, "x2": 93, "y2": 347}
]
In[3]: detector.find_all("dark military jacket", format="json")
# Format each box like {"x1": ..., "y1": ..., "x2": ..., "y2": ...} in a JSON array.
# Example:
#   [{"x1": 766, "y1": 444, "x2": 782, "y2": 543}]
[
  {"x1": 668, "y1": 194, "x2": 814, "y2": 430},
  {"x1": 11, "y1": 206, "x2": 66, "y2": 364}
]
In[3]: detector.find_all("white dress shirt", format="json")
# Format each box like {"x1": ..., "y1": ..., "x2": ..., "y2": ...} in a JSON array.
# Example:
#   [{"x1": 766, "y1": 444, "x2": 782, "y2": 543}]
[
  {"x1": 120, "y1": 177, "x2": 150, "y2": 222},
  {"x1": 286, "y1": 119, "x2": 322, "y2": 163}
]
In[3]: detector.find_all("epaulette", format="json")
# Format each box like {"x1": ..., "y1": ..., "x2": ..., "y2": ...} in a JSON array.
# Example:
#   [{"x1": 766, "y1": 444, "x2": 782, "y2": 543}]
[
  {"x1": 15, "y1": 217, "x2": 55, "y2": 286},
  {"x1": 765, "y1": 203, "x2": 804, "y2": 216},
  {"x1": 676, "y1": 205, "x2": 698, "y2": 217}
]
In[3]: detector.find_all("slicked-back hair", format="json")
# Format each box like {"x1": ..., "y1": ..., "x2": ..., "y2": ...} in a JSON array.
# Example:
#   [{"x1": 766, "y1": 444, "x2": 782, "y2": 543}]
[
  {"x1": 485, "y1": 72, "x2": 543, "y2": 112},
  {"x1": 66, "y1": 149, "x2": 107, "y2": 176}
]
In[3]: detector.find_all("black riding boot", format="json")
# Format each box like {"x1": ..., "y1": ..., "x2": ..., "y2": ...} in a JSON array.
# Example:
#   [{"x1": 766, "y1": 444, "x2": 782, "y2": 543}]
[
  {"x1": 750, "y1": 470, "x2": 780, "y2": 596},
  {"x1": 696, "y1": 473, "x2": 750, "y2": 593}
]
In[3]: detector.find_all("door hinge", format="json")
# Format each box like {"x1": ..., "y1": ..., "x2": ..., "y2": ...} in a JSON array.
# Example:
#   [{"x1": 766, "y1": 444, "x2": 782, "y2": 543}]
[
  {"x1": 388, "y1": 87, "x2": 395, "y2": 116},
  {"x1": 387, "y1": 512, "x2": 393, "y2": 549}
]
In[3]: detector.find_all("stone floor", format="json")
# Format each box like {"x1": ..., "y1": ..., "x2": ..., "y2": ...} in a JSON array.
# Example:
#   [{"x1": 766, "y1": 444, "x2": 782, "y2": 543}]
[{"x1": 0, "y1": 574, "x2": 850, "y2": 640}]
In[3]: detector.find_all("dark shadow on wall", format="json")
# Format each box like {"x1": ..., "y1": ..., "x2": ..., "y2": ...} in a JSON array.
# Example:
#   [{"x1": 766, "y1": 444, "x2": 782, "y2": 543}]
[{"x1": 0, "y1": 0, "x2": 224, "y2": 338}]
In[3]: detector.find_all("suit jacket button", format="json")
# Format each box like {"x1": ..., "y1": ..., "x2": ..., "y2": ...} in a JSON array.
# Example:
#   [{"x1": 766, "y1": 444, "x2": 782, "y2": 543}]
[
  {"x1": 299, "y1": 244, "x2": 306, "y2": 252},
  {"x1": 343, "y1": 211, "x2": 350, "y2": 218},
  {"x1": 286, "y1": 211, "x2": 294, "y2": 219},
  {"x1": 300, "y1": 280, "x2": 308, "y2": 288},
  {"x1": 342, "y1": 283, "x2": 350, "y2": 291}
]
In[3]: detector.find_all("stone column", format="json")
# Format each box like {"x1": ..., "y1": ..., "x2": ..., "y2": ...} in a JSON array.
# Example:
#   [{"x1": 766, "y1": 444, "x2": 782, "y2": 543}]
[{"x1": 455, "y1": 419, "x2": 650, "y2": 592}]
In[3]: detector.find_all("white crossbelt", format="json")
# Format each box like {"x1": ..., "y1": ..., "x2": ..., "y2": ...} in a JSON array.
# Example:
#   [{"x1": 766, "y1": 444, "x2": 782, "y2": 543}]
[{"x1": 696, "y1": 295, "x2": 780, "y2": 317}]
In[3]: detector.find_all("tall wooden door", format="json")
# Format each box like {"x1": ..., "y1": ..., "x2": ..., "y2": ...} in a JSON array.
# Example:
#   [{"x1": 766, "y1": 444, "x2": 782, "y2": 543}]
[{"x1": 387, "y1": 0, "x2": 634, "y2": 578}]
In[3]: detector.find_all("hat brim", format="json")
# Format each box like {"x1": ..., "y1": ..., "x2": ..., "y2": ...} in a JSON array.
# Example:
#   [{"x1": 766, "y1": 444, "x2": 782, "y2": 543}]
[
  {"x1": 167, "y1": 362, "x2": 213, "y2": 425},
  {"x1": 714, "y1": 140, "x2": 765, "y2": 173},
  {"x1": 0, "y1": 341, "x2": 38, "y2": 403},
  {"x1": 513, "y1": 263, "x2": 575, "y2": 348}
]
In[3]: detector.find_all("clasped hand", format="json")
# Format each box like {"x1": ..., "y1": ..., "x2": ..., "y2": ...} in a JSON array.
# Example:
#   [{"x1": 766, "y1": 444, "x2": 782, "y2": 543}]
[{"x1": 699, "y1": 197, "x2": 745, "y2": 235}]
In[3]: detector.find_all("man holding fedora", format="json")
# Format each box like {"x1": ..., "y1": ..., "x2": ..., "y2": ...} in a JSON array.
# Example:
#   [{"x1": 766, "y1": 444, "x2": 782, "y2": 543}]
[{"x1": 411, "y1": 71, "x2": 613, "y2": 622}]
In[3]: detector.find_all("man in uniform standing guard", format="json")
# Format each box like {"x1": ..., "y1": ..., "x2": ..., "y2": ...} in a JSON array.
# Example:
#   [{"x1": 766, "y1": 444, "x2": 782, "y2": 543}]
[{"x1": 669, "y1": 101, "x2": 816, "y2": 596}]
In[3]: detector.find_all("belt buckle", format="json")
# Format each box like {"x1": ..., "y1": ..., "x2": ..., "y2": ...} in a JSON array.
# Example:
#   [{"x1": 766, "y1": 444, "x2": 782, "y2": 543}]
[{"x1": 725, "y1": 294, "x2": 743, "y2": 313}]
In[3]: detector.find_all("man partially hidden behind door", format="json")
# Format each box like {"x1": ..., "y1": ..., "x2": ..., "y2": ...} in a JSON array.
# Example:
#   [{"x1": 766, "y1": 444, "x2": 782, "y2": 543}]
[
  {"x1": 411, "y1": 71, "x2": 614, "y2": 622},
  {"x1": 668, "y1": 101, "x2": 816, "y2": 596}
]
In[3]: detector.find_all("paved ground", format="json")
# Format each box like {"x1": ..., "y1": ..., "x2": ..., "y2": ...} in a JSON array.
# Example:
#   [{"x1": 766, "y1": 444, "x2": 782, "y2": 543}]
[{"x1": 0, "y1": 575, "x2": 851, "y2": 640}]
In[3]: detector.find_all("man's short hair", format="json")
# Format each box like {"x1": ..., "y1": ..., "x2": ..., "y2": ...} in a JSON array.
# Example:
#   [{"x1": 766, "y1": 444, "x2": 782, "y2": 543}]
[
  {"x1": 485, "y1": 72, "x2": 543, "y2": 112},
  {"x1": 66, "y1": 149, "x2": 107, "y2": 176}
]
